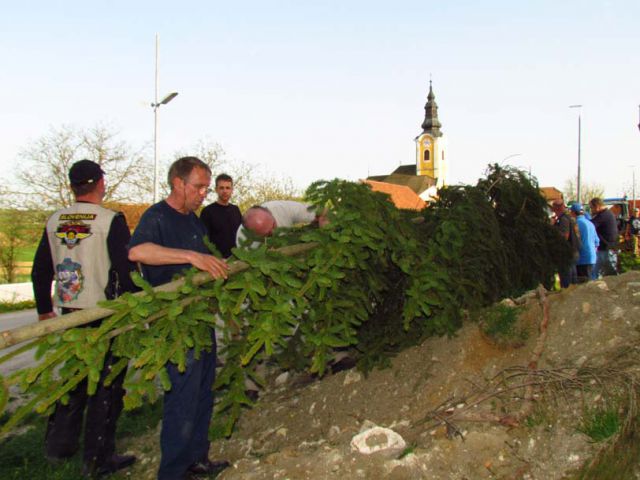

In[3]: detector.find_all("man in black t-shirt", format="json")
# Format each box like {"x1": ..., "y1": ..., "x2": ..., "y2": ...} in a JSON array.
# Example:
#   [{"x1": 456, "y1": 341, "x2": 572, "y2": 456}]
[
  {"x1": 200, "y1": 173, "x2": 242, "y2": 258},
  {"x1": 129, "y1": 157, "x2": 230, "y2": 480}
]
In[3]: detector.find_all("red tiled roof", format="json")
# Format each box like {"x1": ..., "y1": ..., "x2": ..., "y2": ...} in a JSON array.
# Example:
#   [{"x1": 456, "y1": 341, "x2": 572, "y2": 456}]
[
  {"x1": 539, "y1": 187, "x2": 563, "y2": 203},
  {"x1": 363, "y1": 180, "x2": 426, "y2": 211}
]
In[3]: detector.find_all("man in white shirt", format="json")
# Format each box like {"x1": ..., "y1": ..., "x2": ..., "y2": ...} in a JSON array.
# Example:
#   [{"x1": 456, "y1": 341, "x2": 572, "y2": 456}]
[{"x1": 236, "y1": 200, "x2": 328, "y2": 246}]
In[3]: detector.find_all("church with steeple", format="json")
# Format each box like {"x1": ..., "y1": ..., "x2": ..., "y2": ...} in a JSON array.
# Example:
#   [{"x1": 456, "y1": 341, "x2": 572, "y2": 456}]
[
  {"x1": 415, "y1": 81, "x2": 447, "y2": 188},
  {"x1": 365, "y1": 81, "x2": 448, "y2": 206}
]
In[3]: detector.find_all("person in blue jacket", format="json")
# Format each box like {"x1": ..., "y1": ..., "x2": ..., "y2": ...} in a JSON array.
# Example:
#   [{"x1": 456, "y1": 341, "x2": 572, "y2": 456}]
[{"x1": 570, "y1": 202, "x2": 599, "y2": 283}]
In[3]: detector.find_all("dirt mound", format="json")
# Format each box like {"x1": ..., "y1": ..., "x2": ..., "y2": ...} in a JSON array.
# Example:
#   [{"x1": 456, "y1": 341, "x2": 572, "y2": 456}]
[{"x1": 125, "y1": 271, "x2": 640, "y2": 479}]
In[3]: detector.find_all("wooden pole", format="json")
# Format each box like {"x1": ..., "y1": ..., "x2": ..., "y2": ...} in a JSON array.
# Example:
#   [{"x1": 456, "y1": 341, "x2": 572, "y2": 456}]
[{"x1": 0, "y1": 243, "x2": 318, "y2": 351}]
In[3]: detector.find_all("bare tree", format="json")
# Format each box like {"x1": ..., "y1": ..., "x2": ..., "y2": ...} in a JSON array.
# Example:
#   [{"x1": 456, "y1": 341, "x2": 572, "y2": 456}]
[
  {"x1": 234, "y1": 174, "x2": 300, "y2": 212},
  {"x1": 173, "y1": 139, "x2": 301, "y2": 211},
  {"x1": 563, "y1": 178, "x2": 605, "y2": 204},
  {"x1": 0, "y1": 209, "x2": 42, "y2": 283},
  {"x1": 8, "y1": 124, "x2": 152, "y2": 209}
]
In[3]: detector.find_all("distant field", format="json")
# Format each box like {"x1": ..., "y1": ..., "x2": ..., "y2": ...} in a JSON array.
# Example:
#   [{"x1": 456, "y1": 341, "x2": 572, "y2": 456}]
[
  {"x1": 0, "y1": 208, "x2": 43, "y2": 283},
  {"x1": 16, "y1": 245, "x2": 37, "y2": 263}
]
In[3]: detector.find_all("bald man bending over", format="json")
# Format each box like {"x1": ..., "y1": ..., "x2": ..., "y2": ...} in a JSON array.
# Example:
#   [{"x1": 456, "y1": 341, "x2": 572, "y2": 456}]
[{"x1": 236, "y1": 200, "x2": 328, "y2": 247}]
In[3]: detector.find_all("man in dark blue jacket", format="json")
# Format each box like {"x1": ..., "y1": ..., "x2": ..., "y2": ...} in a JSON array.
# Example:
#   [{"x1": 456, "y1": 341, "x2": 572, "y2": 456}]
[
  {"x1": 129, "y1": 157, "x2": 230, "y2": 480},
  {"x1": 589, "y1": 197, "x2": 619, "y2": 278}
]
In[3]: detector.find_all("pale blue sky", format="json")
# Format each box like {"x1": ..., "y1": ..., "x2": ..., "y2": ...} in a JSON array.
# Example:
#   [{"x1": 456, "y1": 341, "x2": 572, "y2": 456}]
[{"x1": 1, "y1": 0, "x2": 639, "y2": 198}]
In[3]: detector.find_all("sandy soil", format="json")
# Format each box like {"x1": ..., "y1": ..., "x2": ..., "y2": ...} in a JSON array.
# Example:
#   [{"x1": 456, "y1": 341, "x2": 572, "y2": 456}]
[{"x1": 124, "y1": 271, "x2": 640, "y2": 480}]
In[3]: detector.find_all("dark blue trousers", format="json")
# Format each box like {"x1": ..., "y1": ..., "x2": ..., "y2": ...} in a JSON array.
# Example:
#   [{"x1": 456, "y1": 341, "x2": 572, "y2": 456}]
[{"x1": 157, "y1": 334, "x2": 217, "y2": 480}]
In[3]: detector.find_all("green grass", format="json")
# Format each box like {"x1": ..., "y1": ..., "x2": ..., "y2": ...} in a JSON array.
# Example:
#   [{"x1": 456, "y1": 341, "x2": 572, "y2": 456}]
[
  {"x1": 15, "y1": 245, "x2": 37, "y2": 263},
  {"x1": 0, "y1": 400, "x2": 162, "y2": 479},
  {"x1": 570, "y1": 414, "x2": 640, "y2": 480},
  {"x1": 0, "y1": 300, "x2": 36, "y2": 313},
  {"x1": 578, "y1": 407, "x2": 620, "y2": 442},
  {"x1": 524, "y1": 404, "x2": 551, "y2": 429},
  {"x1": 619, "y1": 252, "x2": 640, "y2": 273},
  {"x1": 474, "y1": 304, "x2": 528, "y2": 347}
]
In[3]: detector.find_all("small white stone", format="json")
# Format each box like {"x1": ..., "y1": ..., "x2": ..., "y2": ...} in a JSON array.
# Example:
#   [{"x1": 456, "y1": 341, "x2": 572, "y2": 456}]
[
  {"x1": 275, "y1": 372, "x2": 290, "y2": 386},
  {"x1": 343, "y1": 370, "x2": 362, "y2": 385},
  {"x1": 594, "y1": 281, "x2": 609, "y2": 291},
  {"x1": 612, "y1": 306, "x2": 625, "y2": 320},
  {"x1": 350, "y1": 426, "x2": 406, "y2": 458}
]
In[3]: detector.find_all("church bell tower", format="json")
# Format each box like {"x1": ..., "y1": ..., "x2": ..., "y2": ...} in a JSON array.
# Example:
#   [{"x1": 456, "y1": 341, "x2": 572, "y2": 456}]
[{"x1": 416, "y1": 81, "x2": 447, "y2": 188}]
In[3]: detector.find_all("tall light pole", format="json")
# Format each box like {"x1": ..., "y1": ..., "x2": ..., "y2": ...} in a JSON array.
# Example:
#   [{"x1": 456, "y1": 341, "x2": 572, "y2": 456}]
[
  {"x1": 633, "y1": 168, "x2": 636, "y2": 208},
  {"x1": 630, "y1": 165, "x2": 636, "y2": 209},
  {"x1": 569, "y1": 105, "x2": 582, "y2": 203},
  {"x1": 152, "y1": 34, "x2": 178, "y2": 203}
]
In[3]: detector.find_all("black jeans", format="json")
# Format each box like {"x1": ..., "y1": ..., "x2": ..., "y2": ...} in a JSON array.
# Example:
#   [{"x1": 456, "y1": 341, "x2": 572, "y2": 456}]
[
  {"x1": 576, "y1": 264, "x2": 593, "y2": 283},
  {"x1": 45, "y1": 312, "x2": 126, "y2": 467}
]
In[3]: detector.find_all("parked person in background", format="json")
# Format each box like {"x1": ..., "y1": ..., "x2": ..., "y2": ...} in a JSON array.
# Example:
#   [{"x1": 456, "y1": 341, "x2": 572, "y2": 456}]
[
  {"x1": 129, "y1": 156, "x2": 230, "y2": 480},
  {"x1": 570, "y1": 203, "x2": 599, "y2": 283},
  {"x1": 551, "y1": 199, "x2": 580, "y2": 288},
  {"x1": 625, "y1": 207, "x2": 640, "y2": 256},
  {"x1": 589, "y1": 197, "x2": 619, "y2": 278},
  {"x1": 31, "y1": 159, "x2": 138, "y2": 477},
  {"x1": 200, "y1": 173, "x2": 242, "y2": 258}
]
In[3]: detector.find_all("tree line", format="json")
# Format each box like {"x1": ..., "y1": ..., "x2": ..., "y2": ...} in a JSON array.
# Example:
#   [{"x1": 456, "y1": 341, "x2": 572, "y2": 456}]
[{"x1": 0, "y1": 124, "x2": 299, "y2": 283}]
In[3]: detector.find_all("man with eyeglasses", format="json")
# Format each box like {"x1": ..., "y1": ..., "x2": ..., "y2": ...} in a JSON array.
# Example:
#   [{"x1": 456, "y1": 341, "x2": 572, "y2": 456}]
[{"x1": 129, "y1": 156, "x2": 230, "y2": 480}]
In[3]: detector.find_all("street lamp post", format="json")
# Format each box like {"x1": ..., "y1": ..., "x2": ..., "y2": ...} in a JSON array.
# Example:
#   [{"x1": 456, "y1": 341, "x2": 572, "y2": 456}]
[
  {"x1": 569, "y1": 105, "x2": 582, "y2": 203},
  {"x1": 152, "y1": 92, "x2": 178, "y2": 203},
  {"x1": 630, "y1": 166, "x2": 636, "y2": 209},
  {"x1": 633, "y1": 168, "x2": 636, "y2": 208},
  {"x1": 151, "y1": 34, "x2": 178, "y2": 203}
]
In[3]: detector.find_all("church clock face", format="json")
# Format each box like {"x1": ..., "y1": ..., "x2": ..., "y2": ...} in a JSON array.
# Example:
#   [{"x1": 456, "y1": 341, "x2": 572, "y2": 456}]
[{"x1": 422, "y1": 138, "x2": 430, "y2": 147}]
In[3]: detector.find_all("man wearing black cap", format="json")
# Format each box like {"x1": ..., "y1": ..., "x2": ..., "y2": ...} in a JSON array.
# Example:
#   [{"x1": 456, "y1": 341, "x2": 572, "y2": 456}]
[{"x1": 31, "y1": 159, "x2": 137, "y2": 477}]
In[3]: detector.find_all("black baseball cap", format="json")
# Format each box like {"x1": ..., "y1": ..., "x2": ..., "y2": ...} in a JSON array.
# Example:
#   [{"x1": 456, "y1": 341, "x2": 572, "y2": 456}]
[{"x1": 68, "y1": 159, "x2": 104, "y2": 185}]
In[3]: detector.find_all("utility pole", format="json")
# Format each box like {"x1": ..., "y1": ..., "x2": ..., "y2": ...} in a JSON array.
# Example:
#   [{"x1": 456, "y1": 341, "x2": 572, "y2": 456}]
[
  {"x1": 151, "y1": 34, "x2": 178, "y2": 203},
  {"x1": 569, "y1": 105, "x2": 582, "y2": 202}
]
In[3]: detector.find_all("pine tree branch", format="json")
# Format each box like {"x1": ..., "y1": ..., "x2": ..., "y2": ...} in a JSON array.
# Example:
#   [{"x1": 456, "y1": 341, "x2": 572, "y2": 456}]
[{"x1": 0, "y1": 242, "x2": 318, "y2": 350}]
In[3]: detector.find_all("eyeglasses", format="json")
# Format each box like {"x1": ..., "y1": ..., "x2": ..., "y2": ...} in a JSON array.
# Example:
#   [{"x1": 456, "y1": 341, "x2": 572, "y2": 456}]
[{"x1": 185, "y1": 182, "x2": 212, "y2": 195}]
